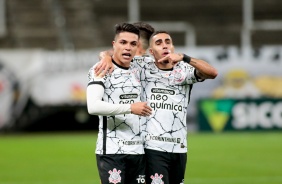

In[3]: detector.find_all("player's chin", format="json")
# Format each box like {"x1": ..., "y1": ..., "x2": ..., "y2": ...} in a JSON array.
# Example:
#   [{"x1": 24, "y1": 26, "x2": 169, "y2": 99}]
[
  {"x1": 121, "y1": 55, "x2": 133, "y2": 61},
  {"x1": 120, "y1": 58, "x2": 132, "y2": 65}
]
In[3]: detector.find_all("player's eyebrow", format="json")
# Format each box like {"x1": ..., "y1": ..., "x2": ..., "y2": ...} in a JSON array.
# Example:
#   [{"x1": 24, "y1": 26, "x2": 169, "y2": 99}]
[
  {"x1": 130, "y1": 41, "x2": 138, "y2": 45},
  {"x1": 119, "y1": 39, "x2": 127, "y2": 42},
  {"x1": 165, "y1": 38, "x2": 171, "y2": 42},
  {"x1": 155, "y1": 39, "x2": 162, "y2": 44},
  {"x1": 155, "y1": 38, "x2": 171, "y2": 44}
]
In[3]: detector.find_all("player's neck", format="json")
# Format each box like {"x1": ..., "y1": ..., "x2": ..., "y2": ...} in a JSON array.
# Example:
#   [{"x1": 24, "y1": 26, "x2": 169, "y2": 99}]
[
  {"x1": 112, "y1": 56, "x2": 130, "y2": 68},
  {"x1": 155, "y1": 61, "x2": 173, "y2": 70}
]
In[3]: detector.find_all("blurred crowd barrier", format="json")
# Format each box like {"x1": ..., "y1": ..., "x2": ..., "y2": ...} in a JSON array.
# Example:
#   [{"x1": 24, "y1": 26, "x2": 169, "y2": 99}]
[
  {"x1": 0, "y1": 46, "x2": 282, "y2": 131},
  {"x1": 0, "y1": 49, "x2": 101, "y2": 130}
]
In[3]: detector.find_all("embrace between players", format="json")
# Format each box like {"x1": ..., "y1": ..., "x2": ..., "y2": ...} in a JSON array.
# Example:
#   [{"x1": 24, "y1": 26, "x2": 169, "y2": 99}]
[{"x1": 87, "y1": 22, "x2": 218, "y2": 184}]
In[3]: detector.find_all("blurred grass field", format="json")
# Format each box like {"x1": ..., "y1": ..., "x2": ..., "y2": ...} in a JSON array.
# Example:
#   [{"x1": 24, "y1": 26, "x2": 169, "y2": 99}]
[{"x1": 0, "y1": 131, "x2": 281, "y2": 184}]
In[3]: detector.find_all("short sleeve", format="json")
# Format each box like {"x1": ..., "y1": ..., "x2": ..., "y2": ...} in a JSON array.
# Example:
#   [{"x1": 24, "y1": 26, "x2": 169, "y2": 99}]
[{"x1": 87, "y1": 63, "x2": 106, "y2": 85}]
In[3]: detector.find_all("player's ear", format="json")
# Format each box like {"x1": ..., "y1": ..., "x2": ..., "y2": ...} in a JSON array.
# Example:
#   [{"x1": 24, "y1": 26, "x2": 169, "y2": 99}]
[
  {"x1": 112, "y1": 41, "x2": 115, "y2": 49},
  {"x1": 149, "y1": 48, "x2": 154, "y2": 55}
]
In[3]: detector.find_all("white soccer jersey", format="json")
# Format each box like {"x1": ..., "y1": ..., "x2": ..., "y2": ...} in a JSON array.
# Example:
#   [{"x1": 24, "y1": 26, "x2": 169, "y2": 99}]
[
  {"x1": 88, "y1": 60, "x2": 144, "y2": 155},
  {"x1": 133, "y1": 56, "x2": 201, "y2": 153}
]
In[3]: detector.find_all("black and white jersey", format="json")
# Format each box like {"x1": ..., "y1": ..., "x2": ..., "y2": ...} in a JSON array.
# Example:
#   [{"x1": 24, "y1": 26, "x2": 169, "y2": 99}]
[
  {"x1": 87, "y1": 60, "x2": 143, "y2": 155},
  {"x1": 133, "y1": 56, "x2": 201, "y2": 153}
]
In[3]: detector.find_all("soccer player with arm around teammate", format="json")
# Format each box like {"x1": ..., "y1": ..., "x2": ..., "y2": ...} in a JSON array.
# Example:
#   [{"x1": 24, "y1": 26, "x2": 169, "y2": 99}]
[{"x1": 87, "y1": 23, "x2": 152, "y2": 184}]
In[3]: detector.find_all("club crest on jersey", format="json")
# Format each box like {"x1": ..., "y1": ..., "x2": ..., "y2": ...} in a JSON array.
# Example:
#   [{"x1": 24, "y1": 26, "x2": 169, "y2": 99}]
[
  {"x1": 108, "y1": 168, "x2": 122, "y2": 184},
  {"x1": 171, "y1": 69, "x2": 185, "y2": 83},
  {"x1": 150, "y1": 173, "x2": 164, "y2": 184}
]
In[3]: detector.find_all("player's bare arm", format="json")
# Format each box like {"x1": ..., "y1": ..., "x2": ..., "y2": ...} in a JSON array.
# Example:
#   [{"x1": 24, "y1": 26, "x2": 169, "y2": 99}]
[
  {"x1": 186, "y1": 56, "x2": 218, "y2": 79},
  {"x1": 95, "y1": 49, "x2": 114, "y2": 76}
]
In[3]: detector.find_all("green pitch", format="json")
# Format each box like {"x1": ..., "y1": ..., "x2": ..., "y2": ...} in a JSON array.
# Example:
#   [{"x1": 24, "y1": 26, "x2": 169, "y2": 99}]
[{"x1": 0, "y1": 131, "x2": 281, "y2": 184}]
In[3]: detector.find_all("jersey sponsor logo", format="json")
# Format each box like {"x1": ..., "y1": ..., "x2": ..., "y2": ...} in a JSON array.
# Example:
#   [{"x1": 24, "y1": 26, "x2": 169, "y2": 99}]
[
  {"x1": 150, "y1": 173, "x2": 164, "y2": 184},
  {"x1": 151, "y1": 88, "x2": 175, "y2": 95},
  {"x1": 136, "y1": 175, "x2": 146, "y2": 183},
  {"x1": 118, "y1": 140, "x2": 143, "y2": 147},
  {"x1": 119, "y1": 100, "x2": 135, "y2": 104},
  {"x1": 145, "y1": 134, "x2": 181, "y2": 143},
  {"x1": 150, "y1": 100, "x2": 183, "y2": 111},
  {"x1": 150, "y1": 89, "x2": 183, "y2": 111},
  {"x1": 119, "y1": 93, "x2": 139, "y2": 104},
  {"x1": 120, "y1": 93, "x2": 138, "y2": 99},
  {"x1": 108, "y1": 168, "x2": 122, "y2": 184}
]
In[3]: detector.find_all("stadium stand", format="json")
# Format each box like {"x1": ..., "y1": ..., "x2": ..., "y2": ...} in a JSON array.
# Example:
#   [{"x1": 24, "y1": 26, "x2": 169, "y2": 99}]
[
  {"x1": 0, "y1": 0, "x2": 282, "y2": 132},
  {"x1": 1, "y1": 0, "x2": 282, "y2": 49}
]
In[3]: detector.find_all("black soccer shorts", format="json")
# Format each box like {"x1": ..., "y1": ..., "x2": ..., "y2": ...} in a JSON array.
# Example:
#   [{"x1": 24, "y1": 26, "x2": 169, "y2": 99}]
[
  {"x1": 145, "y1": 149, "x2": 187, "y2": 184},
  {"x1": 96, "y1": 154, "x2": 146, "y2": 184}
]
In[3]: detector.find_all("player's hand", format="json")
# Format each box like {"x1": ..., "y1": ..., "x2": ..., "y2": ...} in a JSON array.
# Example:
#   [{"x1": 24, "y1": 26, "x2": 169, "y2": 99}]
[
  {"x1": 94, "y1": 55, "x2": 114, "y2": 77},
  {"x1": 130, "y1": 102, "x2": 152, "y2": 116},
  {"x1": 158, "y1": 53, "x2": 183, "y2": 65}
]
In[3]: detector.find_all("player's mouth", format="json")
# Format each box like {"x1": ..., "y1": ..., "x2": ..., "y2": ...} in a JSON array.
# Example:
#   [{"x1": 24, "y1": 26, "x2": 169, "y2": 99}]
[
  {"x1": 162, "y1": 50, "x2": 170, "y2": 56},
  {"x1": 122, "y1": 53, "x2": 132, "y2": 59},
  {"x1": 160, "y1": 51, "x2": 171, "y2": 63}
]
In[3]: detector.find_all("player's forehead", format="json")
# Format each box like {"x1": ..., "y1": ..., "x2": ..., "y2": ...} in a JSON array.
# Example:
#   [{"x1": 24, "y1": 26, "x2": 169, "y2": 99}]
[
  {"x1": 115, "y1": 32, "x2": 139, "y2": 42},
  {"x1": 152, "y1": 33, "x2": 171, "y2": 42}
]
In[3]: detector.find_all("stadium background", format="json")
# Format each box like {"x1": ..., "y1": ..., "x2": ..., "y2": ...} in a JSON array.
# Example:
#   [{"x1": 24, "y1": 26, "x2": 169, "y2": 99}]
[{"x1": 0, "y1": 0, "x2": 282, "y2": 184}]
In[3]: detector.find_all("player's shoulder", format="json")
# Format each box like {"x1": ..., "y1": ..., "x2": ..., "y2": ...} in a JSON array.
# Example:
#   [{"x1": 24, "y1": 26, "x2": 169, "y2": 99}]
[
  {"x1": 175, "y1": 61, "x2": 194, "y2": 69},
  {"x1": 87, "y1": 64, "x2": 95, "y2": 76},
  {"x1": 87, "y1": 65, "x2": 95, "y2": 82},
  {"x1": 87, "y1": 63, "x2": 110, "y2": 82},
  {"x1": 88, "y1": 62, "x2": 99, "y2": 74}
]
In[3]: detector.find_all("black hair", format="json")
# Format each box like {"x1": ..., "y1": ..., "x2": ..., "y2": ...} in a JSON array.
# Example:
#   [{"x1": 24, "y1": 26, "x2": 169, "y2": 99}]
[
  {"x1": 133, "y1": 22, "x2": 155, "y2": 41},
  {"x1": 150, "y1": 30, "x2": 170, "y2": 40},
  {"x1": 149, "y1": 30, "x2": 171, "y2": 46},
  {"x1": 114, "y1": 23, "x2": 140, "y2": 38},
  {"x1": 133, "y1": 22, "x2": 155, "y2": 50}
]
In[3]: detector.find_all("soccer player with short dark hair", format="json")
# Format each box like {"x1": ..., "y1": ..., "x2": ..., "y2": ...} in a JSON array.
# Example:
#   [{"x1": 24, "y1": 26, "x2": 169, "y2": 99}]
[
  {"x1": 138, "y1": 30, "x2": 217, "y2": 183},
  {"x1": 87, "y1": 22, "x2": 152, "y2": 184}
]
